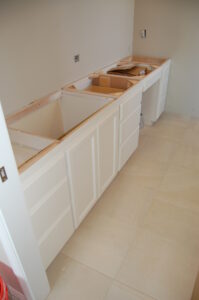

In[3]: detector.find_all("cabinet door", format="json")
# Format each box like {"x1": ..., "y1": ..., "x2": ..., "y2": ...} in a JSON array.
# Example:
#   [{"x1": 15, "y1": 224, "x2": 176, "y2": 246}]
[
  {"x1": 98, "y1": 109, "x2": 119, "y2": 195},
  {"x1": 157, "y1": 61, "x2": 171, "y2": 118},
  {"x1": 67, "y1": 130, "x2": 98, "y2": 227}
]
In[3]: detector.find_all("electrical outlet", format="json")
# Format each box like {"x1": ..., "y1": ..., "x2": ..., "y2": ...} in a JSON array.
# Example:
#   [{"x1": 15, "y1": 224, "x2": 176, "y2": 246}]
[
  {"x1": 140, "y1": 29, "x2": 147, "y2": 39},
  {"x1": 74, "y1": 54, "x2": 80, "y2": 63},
  {"x1": 0, "y1": 166, "x2": 8, "y2": 183}
]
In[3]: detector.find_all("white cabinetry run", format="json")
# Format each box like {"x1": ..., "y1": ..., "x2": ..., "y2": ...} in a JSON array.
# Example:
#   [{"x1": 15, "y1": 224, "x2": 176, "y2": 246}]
[{"x1": 8, "y1": 56, "x2": 171, "y2": 270}]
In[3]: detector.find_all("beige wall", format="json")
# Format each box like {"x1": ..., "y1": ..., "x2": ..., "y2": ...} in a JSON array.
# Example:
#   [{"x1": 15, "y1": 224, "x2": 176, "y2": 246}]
[
  {"x1": 133, "y1": 0, "x2": 199, "y2": 118},
  {"x1": 0, "y1": 0, "x2": 134, "y2": 115}
]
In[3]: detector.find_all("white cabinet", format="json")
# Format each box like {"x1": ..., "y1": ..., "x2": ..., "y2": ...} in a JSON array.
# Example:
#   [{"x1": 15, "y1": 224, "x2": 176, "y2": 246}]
[
  {"x1": 98, "y1": 108, "x2": 119, "y2": 196},
  {"x1": 67, "y1": 129, "x2": 98, "y2": 228},
  {"x1": 22, "y1": 152, "x2": 74, "y2": 269},
  {"x1": 156, "y1": 60, "x2": 171, "y2": 119},
  {"x1": 119, "y1": 88, "x2": 142, "y2": 170},
  {"x1": 141, "y1": 61, "x2": 171, "y2": 124},
  {"x1": 66, "y1": 105, "x2": 119, "y2": 227},
  {"x1": 143, "y1": 68, "x2": 162, "y2": 92}
]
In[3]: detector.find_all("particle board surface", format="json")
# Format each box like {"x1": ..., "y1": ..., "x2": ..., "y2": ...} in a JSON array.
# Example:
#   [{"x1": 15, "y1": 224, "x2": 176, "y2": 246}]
[{"x1": 85, "y1": 85, "x2": 124, "y2": 96}]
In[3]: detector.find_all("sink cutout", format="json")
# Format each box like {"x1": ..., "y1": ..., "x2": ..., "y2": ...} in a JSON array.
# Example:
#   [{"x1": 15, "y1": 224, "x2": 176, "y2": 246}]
[
  {"x1": 107, "y1": 63, "x2": 156, "y2": 78},
  {"x1": 67, "y1": 75, "x2": 134, "y2": 97}
]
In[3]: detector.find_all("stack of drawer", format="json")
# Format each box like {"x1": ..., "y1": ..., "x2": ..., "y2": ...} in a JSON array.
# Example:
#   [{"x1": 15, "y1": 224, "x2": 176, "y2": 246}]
[
  {"x1": 119, "y1": 87, "x2": 142, "y2": 170},
  {"x1": 22, "y1": 152, "x2": 74, "y2": 269}
]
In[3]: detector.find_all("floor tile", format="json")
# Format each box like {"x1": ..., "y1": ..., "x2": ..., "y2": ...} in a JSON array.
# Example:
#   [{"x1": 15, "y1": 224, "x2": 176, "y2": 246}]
[
  {"x1": 142, "y1": 199, "x2": 199, "y2": 254},
  {"x1": 132, "y1": 135, "x2": 178, "y2": 164},
  {"x1": 121, "y1": 158, "x2": 168, "y2": 189},
  {"x1": 171, "y1": 144, "x2": 199, "y2": 170},
  {"x1": 183, "y1": 128, "x2": 199, "y2": 149},
  {"x1": 191, "y1": 118, "x2": 199, "y2": 133},
  {"x1": 46, "y1": 113, "x2": 199, "y2": 299},
  {"x1": 47, "y1": 254, "x2": 111, "y2": 300},
  {"x1": 157, "y1": 165, "x2": 199, "y2": 213},
  {"x1": 159, "y1": 112, "x2": 191, "y2": 128},
  {"x1": 116, "y1": 229, "x2": 198, "y2": 300},
  {"x1": 140, "y1": 119, "x2": 187, "y2": 142},
  {"x1": 105, "y1": 282, "x2": 156, "y2": 300},
  {"x1": 91, "y1": 174, "x2": 154, "y2": 227},
  {"x1": 62, "y1": 211, "x2": 135, "y2": 278}
]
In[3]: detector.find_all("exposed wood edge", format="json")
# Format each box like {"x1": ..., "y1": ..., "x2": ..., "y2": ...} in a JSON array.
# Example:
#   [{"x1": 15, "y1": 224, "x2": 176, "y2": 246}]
[
  {"x1": 118, "y1": 55, "x2": 168, "y2": 66},
  {"x1": 99, "y1": 72, "x2": 144, "y2": 82},
  {"x1": 65, "y1": 74, "x2": 136, "y2": 99},
  {"x1": 132, "y1": 56, "x2": 168, "y2": 65},
  {"x1": 18, "y1": 142, "x2": 59, "y2": 174},
  {"x1": 63, "y1": 87, "x2": 119, "y2": 99},
  {"x1": 6, "y1": 90, "x2": 62, "y2": 125},
  {"x1": 88, "y1": 72, "x2": 104, "y2": 79},
  {"x1": 62, "y1": 55, "x2": 169, "y2": 91},
  {"x1": 104, "y1": 64, "x2": 162, "y2": 82}
]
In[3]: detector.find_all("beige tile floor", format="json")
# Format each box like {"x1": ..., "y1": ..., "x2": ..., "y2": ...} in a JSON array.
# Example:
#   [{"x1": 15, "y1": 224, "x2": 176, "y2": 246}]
[{"x1": 46, "y1": 112, "x2": 199, "y2": 300}]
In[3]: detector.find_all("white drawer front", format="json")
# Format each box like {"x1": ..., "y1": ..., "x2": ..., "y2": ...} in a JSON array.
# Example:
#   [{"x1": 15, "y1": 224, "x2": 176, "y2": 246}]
[
  {"x1": 120, "y1": 91, "x2": 142, "y2": 121},
  {"x1": 119, "y1": 128, "x2": 139, "y2": 170},
  {"x1": 31, "y1": 179, "x2": 71, "y2": 241},
  {"x1": 120, "y1": 105, "x2": 141, "y2": 145},
  {"x1": 24, "y1": 154, "x2": 67, "y2": 210},
  {"x1": 144, "y1": 69, "x2": 161, "y2": 92},
  {"x1": 39, "y1": 210, "x2": 74, "y2": 269}
]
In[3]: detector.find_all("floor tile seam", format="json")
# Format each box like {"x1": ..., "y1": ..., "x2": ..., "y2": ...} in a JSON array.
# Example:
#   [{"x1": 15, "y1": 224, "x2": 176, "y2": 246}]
[
  {"x1": 146, "y1": 196, "x2": 199, "y2": 220},
  {"x1": 166, "y1": 159, "x2": 199, "y2": 173},
  {"x1": 60, "y1": 252, "x2": 120, "y2": 281},
  {"x1": 143, "y1": 131, "x2": 187, "y2": 144},
  {"x1": 152, "y1": 196, "x2": 199, "y2": 216},
  {"x1": 114, "y1": 277, "x2": 158, "y2": 300},
  {"x1": 136, "y1": 226, "x2": 199, "y2": 265}
]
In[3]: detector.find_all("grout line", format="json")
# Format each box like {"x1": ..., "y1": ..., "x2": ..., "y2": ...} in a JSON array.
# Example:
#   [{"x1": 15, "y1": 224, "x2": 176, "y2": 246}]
[
  {"x1": 60, "y1": 253, "x2": 158, "y2": 300},
  {"x1": 112, "y1": 279, "x2": 158, "y2": 300},
  {"x1": 60, "y1": 253, "x2": 115, "y2": 280}
]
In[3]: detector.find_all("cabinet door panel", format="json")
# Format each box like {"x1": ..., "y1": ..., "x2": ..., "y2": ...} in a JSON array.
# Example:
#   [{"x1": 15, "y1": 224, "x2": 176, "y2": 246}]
[
  {"x1": 156, "y1": 61, "x2": 171, "y2": 119},
  {"x1": 98, "y1": 110, "x2": 119, "y2": 195},
  {"x1": 67, "y1": 130, "x2": 97, "y2": 227}
]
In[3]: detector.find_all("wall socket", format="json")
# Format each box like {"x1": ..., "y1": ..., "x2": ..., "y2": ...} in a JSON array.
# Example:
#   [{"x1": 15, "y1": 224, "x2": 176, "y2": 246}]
[
  {"x1": 74, "y1": 54, "x2": 80, "y2": 63},
  {"x1": 140, "y1": 29, "x2": 147, "y2": 39}
]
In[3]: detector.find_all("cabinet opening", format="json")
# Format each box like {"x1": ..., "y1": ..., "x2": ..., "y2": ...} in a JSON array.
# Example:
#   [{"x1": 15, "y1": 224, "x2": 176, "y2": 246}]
[
  {"x1": 10, "y1": 93, "x2": 113, "y2": 140},
  {"x1": 66, "y1": 75, "x2": 135, "y2": 97},
  {"x1": 8, "y1": 92, "x2": 113, "y2": 171}
]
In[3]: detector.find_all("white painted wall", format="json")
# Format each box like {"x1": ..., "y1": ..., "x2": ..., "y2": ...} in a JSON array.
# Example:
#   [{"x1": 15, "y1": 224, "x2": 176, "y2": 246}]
[
  {"x1": 0, "y1": 0, "x2": 135, "y2": 115},
  {"x1": 133, "y1": 0, "x2": 199, "y2": 118}
]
